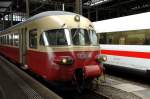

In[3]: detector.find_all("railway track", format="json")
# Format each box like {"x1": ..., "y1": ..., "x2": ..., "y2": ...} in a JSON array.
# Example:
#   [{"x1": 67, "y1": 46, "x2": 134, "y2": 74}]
[{"x1": 57, "y1": 89, "x2": 109, "y2": 99}]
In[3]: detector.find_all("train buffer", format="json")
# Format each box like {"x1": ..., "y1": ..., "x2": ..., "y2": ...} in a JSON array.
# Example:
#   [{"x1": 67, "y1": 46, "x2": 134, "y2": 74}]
[{"x1": 0, "y1": 56, "x2": 62, "y2": 99}]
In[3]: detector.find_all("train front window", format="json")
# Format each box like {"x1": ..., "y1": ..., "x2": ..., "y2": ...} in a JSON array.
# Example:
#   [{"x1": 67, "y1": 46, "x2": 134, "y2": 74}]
[
  {"x1": 89, "y1": 30, "x2": 98, "y2": 45},
  {"x1": 70, "y1": 29, "x2": 98, "y2": 45},
  {"x1": 71, "y1": 29, "x2": 90, "y2": 45},
  {"x1": 40, "y1": 29, "x2": 71, "y2": 46}
]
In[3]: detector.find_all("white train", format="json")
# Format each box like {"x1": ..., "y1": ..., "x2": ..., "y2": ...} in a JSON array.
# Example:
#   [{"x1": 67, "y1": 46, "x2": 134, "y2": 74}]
[{"x1": 93, "y1": 12, "x2": 150, "y2": 74}]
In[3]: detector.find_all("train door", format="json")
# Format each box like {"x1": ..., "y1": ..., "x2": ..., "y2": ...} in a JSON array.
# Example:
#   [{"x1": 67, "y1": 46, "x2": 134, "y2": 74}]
[{"x1": 19, "y1": 28, "x2": 27, "y2": 69}]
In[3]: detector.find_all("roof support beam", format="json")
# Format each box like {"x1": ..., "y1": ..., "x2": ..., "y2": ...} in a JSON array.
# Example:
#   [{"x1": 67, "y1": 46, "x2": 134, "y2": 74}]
[{"x1": 26, "y1": 0, "x2": 30, "y2": 18}]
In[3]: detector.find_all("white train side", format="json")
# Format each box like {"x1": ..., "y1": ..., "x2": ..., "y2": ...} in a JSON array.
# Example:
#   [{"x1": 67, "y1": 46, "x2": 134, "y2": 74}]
[{"x1": 93, "y1": 12, "x2": 150, "y2": 73}]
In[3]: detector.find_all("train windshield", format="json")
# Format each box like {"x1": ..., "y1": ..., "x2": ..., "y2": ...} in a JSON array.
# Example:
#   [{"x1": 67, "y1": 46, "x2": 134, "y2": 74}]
[
  {"x1": 40, "y1": 29, "x2": 98, "y2": 46},
  {"x1": 40, "y1": 29, "x2": 71, "y2": 46},
  {"x1": 89, "y1": 30, "x2": 98, "y2": 45},
  {"x1": 71, "y1": 29, "x2": 98, "y2": 45}
]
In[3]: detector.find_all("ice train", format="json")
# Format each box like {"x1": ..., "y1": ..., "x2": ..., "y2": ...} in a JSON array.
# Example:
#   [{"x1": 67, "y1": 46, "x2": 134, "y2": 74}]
[{"x1": 93, "y1": 12, "x2": 150, "y2": 75}]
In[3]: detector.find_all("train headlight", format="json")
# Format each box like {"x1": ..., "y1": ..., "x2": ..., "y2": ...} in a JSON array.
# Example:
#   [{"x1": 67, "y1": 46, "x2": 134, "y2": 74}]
[
  {"x1": 62, "y1": 58, "x2": 67, "y2": 64},
  {"x1": 96, "y1": 55, "x2": 107, "y2": 62},
  {"x1": 61, "y1": 57, "x2": 74, "y2": 65},
  {"x1": 54, "y1": 56, "x2": 74, "y2": 65},
  {"x1": 74, "y1": 15, "x2": 80, "y2": 22}
]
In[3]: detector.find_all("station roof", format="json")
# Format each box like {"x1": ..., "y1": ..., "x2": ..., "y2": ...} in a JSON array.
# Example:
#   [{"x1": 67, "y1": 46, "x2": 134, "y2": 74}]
[
  {"x1": 0, "y1": 0, "x2": 150, "y2": 21},
  {"x1": 0, "y1": 0, "x2": 74, "y2": 18},
  {"x1": 0, "y1": 1, "x2": 12, "y2": 17}
]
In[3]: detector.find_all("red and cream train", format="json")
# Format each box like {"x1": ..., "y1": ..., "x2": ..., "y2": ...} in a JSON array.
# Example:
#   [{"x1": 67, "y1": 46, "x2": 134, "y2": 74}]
[{"x1": 0, "y1": 11, "x2": 104, "y2": 88}]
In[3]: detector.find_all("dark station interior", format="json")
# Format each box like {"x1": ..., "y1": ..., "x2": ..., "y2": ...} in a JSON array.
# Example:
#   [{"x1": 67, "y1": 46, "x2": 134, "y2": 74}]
[{"x1": 0, "y1": 0, "x2": 150, "y2": 30}]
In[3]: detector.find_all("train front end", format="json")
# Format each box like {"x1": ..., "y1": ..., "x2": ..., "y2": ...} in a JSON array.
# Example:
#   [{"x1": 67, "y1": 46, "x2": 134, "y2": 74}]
[
  {"x1": 54, "y1": 29, "x2": 104, "y2": 81},
  {"x1": 32, "y1": 12, "x2": 106, "y2": 90},
  {"x1": 47, "y1": 15, "x2": 106, "y2": 84}
]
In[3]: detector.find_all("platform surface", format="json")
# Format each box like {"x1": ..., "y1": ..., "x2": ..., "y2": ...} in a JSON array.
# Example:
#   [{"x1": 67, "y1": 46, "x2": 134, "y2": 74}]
[
  {"x1": 97, "y1": 75, "x2": 150, "y2": 99},
  {"x1": 0, "y1": 62, "x2": 27, "y2": 99},
  {"x1": 0, "y1": 57, "x2": 62, "y2": 99}
]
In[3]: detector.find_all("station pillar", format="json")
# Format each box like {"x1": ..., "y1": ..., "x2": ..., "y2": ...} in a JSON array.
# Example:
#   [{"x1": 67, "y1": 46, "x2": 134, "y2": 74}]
[
  {"x1": 10, "y1": 6, "x2": 13, "y2": 26},
  {"x1": 75, "y1": 0, "x2": 82, "y2": 15},
  {"x1": 2, "y1": 14, "x2": 5, "y2": 30},
  {"x1": 88, "y1": 8, "x2": 90, "y2": 19},
  {"x1": 96, "y1": 7, "x2": 98, "y2": 21}
]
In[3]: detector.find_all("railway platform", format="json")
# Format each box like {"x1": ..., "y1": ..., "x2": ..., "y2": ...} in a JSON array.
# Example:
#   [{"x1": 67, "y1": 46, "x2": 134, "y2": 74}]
[
  {"x1": 95, "y1": 75, "x2": 150, "y2": 99},
  {"x1": 0, "y1": 56, "x2": 62, "y2": 99}
]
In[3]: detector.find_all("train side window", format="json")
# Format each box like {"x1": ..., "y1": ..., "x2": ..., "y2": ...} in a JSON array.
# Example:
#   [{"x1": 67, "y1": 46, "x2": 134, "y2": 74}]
[
  {"x1": 119, "y1": 37, "x2": 125, "y2": 44},
  {"x1": 107, "y1": 35, "x2": 113, "y2": 44},
  {"x1": 126, "y1": 32, "x2": 145, "y2": 45},
  {"x1": 2, "y1": 36, "x2": 4, "y2": 44},
  {"x1": 144, "y1": 30, "x2": 150, "y2": 45},
  {"x1": 2, "y1": 36, "x2": 3, "y2": 44},
  {"x1": 8, "y1": 35, "x2": 10, "y2": 45},
  {"x1": 10, "y1": 34, "x2": 13, "y2": 46},
  {"x1": 4, "y1": 36, "x2": 6, "y2": 45},
  {"x1": 6, "y1": 35, "x2": 9, "y2": 45},
  {"x1": 6, "y1": 35, "x2": 7, "y2": 44},
  {"x1": 14, "y1": 33, "x2": 19, "y2": 46},
  {"x1": 29, "y1": 29, "x2": 37, "y2": 49},
  {"x1": 99, "y1": 33, "x2": 107, "y2": 44},
  {"x1": 0, "y1": 37, "x2": 1, "y2": 44},
  {"x1": 1, "y1": 36, "x2": 3, "y2": 44},
  {"x1": 3, "y1": 36, "x2": 5, "y2": 44},
  {"x1": 1, "y1": 37, "x2": 3, "y2": 44},
  {"x1": 3, "y1": 36, "x2": 4, "y2": 44},
  {"x1": 1, "y1": 37, "x2": 2, "y2": 44}
]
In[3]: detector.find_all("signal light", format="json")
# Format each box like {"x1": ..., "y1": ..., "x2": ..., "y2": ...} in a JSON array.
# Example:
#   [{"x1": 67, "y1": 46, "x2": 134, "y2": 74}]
[{"x1": 74, "y1": 15, "x2": 80, "y2": 22}]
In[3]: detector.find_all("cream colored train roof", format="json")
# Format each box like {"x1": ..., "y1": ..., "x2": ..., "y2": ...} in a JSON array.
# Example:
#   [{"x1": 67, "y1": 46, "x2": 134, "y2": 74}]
[
  {"x1": 2, "y1": 11, "x2": 78, "y2": 32},
  {"x1": 26, "y1": 11, "x2": 76, "y2": 23},
  {"x1": 93, "y1": 12, "x2": 150, "y2": 33}
]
